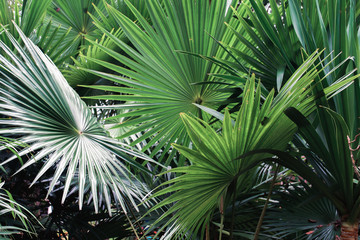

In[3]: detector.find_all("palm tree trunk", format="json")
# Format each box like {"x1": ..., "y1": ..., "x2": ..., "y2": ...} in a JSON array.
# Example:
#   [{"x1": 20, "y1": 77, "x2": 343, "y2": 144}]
[{"x1": 340, "y1": 222, "x2": 358, "y2": 240}]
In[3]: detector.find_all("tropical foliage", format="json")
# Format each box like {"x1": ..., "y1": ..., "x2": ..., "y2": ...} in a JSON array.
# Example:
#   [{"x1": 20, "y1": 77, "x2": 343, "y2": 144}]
[
  {"x1": 144, "y1": 51, "x2": 356, "y2": 239},
  {"x1": 0, "y1": 137, "x2": 39, "y2": 240},
  {"x1": 82, "y1": 0, "x2": 239, "y2": 166},
  {"x1": 0, "y1": 0, "x2": 358, "y2": 239}
]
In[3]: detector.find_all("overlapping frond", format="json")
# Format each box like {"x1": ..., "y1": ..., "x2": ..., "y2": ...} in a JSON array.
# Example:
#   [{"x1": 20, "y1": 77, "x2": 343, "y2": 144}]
[
  {"x1": 81, "y1": 0, "x2": 240, "y2": 165},
  {"x1": 0, "y1": 24, "x2": 153, "y2": 214},
  {"x1": 144, "y1": 51, "x2": 356, "y2": 239}
]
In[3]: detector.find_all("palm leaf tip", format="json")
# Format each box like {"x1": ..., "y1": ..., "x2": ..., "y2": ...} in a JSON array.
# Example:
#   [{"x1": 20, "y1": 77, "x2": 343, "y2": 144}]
[{"x1": 0, "y1": 23, "x2": 151, "y2": 214}]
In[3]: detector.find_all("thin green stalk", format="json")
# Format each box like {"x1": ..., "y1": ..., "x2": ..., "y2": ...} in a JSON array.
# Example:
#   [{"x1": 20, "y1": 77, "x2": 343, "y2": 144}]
[
  {"x1": 219, "y1": 195, "x2": 224, "y2": 240},
  {"x1": 230, "y1": 177, "x2": 238, "y2": 240},
  {"x1": 125, "y1": 212, "x2": 140, "y2": 240},
  {"x1": 123, "y1": 193, "x2": 145, "y2": 237},
  {"x1": 253, "y1": 165, "x2": 279, "y2": 240},
  {"x1": 206, "y1": 223, "x2": 210, "y2": 240}
]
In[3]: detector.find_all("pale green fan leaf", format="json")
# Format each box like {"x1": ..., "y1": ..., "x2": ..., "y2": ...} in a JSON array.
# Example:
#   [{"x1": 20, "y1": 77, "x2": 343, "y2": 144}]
[{"x1": 0, "y1": 24, "x2": 153, "y2": 215}]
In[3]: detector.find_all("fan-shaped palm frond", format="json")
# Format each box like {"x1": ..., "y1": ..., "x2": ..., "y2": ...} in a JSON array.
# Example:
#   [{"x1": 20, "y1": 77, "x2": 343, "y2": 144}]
[
  {"x1": 143, "y1": 51, "x2": 356, "y2": 239},
  {"x1": 287, "y1": 0, "x2": 360, "y2": 139},
  {"x1": 45, "y1": 0, "x2": 105, "y2": 55},
  {"x1": 43, "y1": 0, "x2": 150, "y2": 87},
  {"x1": 281, "y1": 106, "x2": 360, "y2": 238},
  {"x1": 0, "y1": 24, "x2": 154, "y2": 215},
  {"x1": 33, "y1": 20, "x2": 79, "y2": 68},
  {"x1": 0, "y1": 0, "x2": 51, "y2": 49},
  {"x1": 81, "y1": 0, "x2": 241, "y2": 166},
  {"x1": 264, "y1": 182, "x2": 340, "y2": 240},
  {"x1": 219, "y1": 0, "x2": 359, "y2": 138},
  {"x1": 225, "y1": 0, "x2": 301, "y2": 90}
]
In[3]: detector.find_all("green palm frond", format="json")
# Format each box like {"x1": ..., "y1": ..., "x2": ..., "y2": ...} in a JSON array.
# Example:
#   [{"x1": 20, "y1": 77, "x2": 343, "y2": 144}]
[
  {"x1": 36, "y1": 0, "x2": 108, "y2": 74},
  {"x1": 81, "y1": 0, "x2": 240, "y2": 166},
  {"x1": 0, "y1": 0, "x2": 51, "y2": 47},
  {"x1": 144, "y1": 51, "x2": 354, "y2": 239},
  {"x1": 220, "y1": 0, "x2": 359, "y2": 138},
  {"x1": 0, "y1": 24, "x2": 154, "y2": 214},
  {"x1": 47, "y1": 0, "x2": 104, "y2": 41},
  {"x1": 0, "y1": 182, "x2": 38, "y2": 239},
  {"x1": 33, "y1": 20, "x2": 79, "y2": 67},
  {"x1": 66, "y1": 27, "x2": 125, "y2": 87},
  {"x1": 264, "y1": 183, "x2": 340, "y2": 240},
  {"x1": 0, "y1": 139, "x2": 38, "y2": 239},
  {"x1": 44, "y1": 0, "x2": 150, "y2": 86},
  {"x1": 287, "y1": 0, "x2": 360, "y2": 138},
  {"x1": 212, "y1": 0, "x2": 302, "y2": 90},
  {"x1": 284, "y1": 106, "x2": 360, "y2": 223}
]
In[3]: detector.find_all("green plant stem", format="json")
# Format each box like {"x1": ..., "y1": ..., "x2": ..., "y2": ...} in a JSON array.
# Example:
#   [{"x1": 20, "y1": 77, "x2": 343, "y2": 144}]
[
  {"x1": 230, "y1": 177, "x2": 238, "y2": 240},
  {"x1": 123, "y1": 194, "x2": 144, "y2": 237},
  {"x1": 253, "y1": 165, "x2": 279, "y2": 240},
  {"x1": 206, "y1": 223, "x2": 210, "y2": 240},
  {"x1": 219, "y1": 195, "x2": 224, "y2": 240},
  {"x1": 125, "y1": 212, "x2": 140, "y2": 240}
]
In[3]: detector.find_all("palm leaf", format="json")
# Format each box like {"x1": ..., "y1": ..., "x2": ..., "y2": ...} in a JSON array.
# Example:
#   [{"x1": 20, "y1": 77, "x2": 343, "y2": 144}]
[
  {"x1": 33, "y1": 20, "x2": 79, "y2": 67},
  {"x1": 0, "y1": 139, "x2": 39, "y2": 239},
  {"x1": 284, "y1": 106, "x2": 360, "y2": 222},
  {"x1": 44, "y1": 0, "x2": 150, "y2": 86},
  {"x1": 0, "y1": 0, "x2": 51, "y2": 47},
  {"x1": 144, "y1": 51, "x2": 352, "y2": 238},
  {"x1": 81, "y1": 0, "x2": 239, "y2": 166},
  {"x1": 288, "y1": 0, "x2": 360, "y2": 138},
  {"x1": 222, "y1": 0, "x2": 359, "y2": 139},
  {"x1": 0, "y1": 24, "x2": 153, "y2": 214},
  {"x1": 0, "y1": 182, "x2": 38, "y2": 239},
  {"x1": 264, "y1": 182, "x2": 340, "y2": 240}
]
